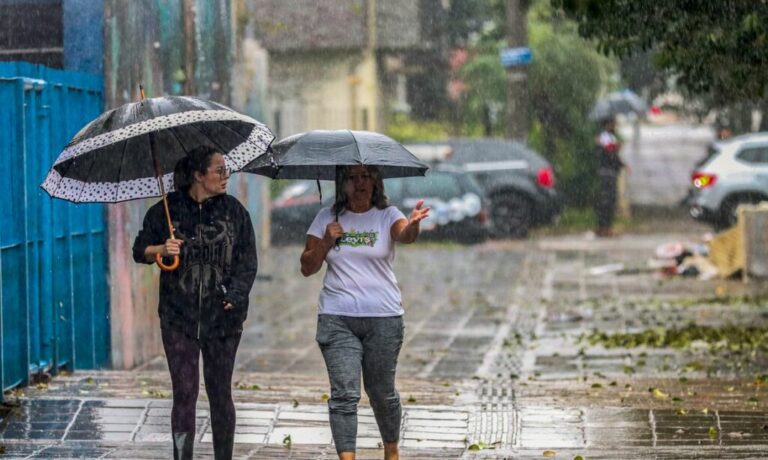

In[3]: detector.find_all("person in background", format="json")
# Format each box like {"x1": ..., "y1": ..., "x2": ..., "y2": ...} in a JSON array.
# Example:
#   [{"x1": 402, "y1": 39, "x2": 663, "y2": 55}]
[
  {"x1": 132, "y1": 145, "x2": 257, "y2": 460},
  {"x1": 594, "y1": 117, "x2": 625, "y2": 237},
  {"x1": 300, "y1": 164, "x2": 429, "y2": 460}
]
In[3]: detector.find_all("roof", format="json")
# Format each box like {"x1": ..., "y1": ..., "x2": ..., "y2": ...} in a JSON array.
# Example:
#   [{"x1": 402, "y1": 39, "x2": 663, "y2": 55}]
[{"x1": 250, "y1": 0, "x2": 424, "y2": 52}]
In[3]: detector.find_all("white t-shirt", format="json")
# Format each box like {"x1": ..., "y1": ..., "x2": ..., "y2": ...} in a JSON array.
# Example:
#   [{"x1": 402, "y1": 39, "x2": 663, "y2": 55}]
[{"x1": 307, "y1": 206, "x2": 407, "y2": 317}]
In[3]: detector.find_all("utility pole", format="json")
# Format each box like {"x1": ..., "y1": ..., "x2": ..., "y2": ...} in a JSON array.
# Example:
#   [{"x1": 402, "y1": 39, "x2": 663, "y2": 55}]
[
  {"x1": 182, "y1": 0, "x2": 197, "y2": 95},
  {"x1": 504, "y1": 0, "x2": 530, "y2": 141}
]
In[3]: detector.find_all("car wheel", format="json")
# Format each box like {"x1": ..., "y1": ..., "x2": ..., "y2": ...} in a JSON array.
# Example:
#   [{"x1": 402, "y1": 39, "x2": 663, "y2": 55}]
[{"x1": 491, "y1": 193, "x2": 531, "y2": 238}]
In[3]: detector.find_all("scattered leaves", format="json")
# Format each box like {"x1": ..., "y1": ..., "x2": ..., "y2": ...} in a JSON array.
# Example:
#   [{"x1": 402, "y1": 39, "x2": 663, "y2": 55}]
[
  {"x1": 321, "y1": 393, "x2": 330, "y2": 402},
  {"x1": 543, "y1": 450, "x2": 557, "y2": 457},
  {"x1": 236, "y1": 382, "x2": 261, "y2": 391},
  {"x1": 141, "y1": 389, "x2": 169, "y2": 398},
  {"x1": 581, "y1": 324, "x2": 768, "y2": 353},
  {"x1": 708, "y1": 426, "x2": 718, "y2": 440},
  {"x1": 282, "y1": 434, "x2": 292, "y2": 448}
]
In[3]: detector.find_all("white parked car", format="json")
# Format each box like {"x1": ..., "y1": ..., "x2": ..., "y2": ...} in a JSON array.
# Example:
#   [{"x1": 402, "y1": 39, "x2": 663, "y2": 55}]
[{"x1": 688, "y1": 132, "x2": 768, "y2": 229}]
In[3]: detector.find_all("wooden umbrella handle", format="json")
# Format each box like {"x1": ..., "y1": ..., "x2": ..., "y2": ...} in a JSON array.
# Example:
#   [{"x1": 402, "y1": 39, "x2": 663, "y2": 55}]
[
  {"x1": 155, "y1": 253, "x2": 180, "y2": 271},
  {"x1": 154, "y1": 194, "x2": 180, "y2": 272},
  {"x1": 146, "y1": 126, "x2": 181, "y2": 273}
]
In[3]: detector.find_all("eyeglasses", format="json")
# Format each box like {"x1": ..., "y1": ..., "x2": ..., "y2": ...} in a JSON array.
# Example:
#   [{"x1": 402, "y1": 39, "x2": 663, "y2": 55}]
[{"x1": 209, "y1": 166, "x2": 231, "y2": 178}]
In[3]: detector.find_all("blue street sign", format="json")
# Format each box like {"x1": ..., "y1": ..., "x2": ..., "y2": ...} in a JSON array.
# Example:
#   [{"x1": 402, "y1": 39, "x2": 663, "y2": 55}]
[{"x1": 500, "y1": 47, "x2": 533, "y2": 68}]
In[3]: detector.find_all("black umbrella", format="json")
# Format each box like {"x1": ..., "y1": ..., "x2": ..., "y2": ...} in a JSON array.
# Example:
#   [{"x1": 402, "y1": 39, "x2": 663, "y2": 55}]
[
  {"x1": 589, "y1": 89, "x2": 648, "y2": 121},
  {"x1": 41, "y1": 89, "x2": 274, "y2": 270},
  {"x1": 242, "y1": 130, "x2": 428, "y2": 180}
]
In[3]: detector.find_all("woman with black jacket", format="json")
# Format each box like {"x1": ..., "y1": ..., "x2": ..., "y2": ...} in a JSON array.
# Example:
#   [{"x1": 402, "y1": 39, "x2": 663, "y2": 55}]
[{"x1": 132, "y1": 145, "x2": 257, "y2": 460}]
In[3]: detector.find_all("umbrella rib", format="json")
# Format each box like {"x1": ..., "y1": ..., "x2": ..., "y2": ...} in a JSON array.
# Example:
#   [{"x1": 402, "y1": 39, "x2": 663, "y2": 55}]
[
  {"x1": 212, "y1": 119, "x2": 271, "y2": 157},
  {"x1": 73, "y1": 150, "x2": 98, "y2": 203},
  {"x1": 348, "y1": 130, "x2": 363, "y2": 165},
  {"x1": 188, "y1": 121, "x2": 232, "y2": 157},
  {"x1": 49, "y1": 155, "x2": 75, "y2": 197},
  {"x1": 168, "y1": 125, "x2": 191, "y2": 165},
  {"x1": 114, "y1": 138, "x2": 131, "y2": 202}
]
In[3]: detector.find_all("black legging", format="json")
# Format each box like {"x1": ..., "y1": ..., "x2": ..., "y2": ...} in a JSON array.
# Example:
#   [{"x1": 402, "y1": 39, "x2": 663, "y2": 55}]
[
  {"x1": 161, "y1": 328, "x2": 241, "y2": 442},
  {"x1": 596, "y1": 171, "x2": 618, "y2": 228}
]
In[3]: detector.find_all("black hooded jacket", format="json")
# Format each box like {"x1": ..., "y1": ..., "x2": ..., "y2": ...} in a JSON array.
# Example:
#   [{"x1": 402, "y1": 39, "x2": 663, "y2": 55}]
[{"x1": 132, "y1": 191, "x2": 257, "y2": 339}]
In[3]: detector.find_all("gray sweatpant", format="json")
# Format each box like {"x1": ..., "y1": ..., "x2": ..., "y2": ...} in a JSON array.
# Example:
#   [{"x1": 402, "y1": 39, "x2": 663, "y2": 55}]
[{"x1": 315, "y1": 314, "x2": 405, "y2": 453}]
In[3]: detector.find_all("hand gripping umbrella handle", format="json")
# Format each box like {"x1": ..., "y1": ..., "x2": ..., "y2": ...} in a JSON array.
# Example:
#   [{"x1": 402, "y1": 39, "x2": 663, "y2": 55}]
[
  {"x1": 146, "y1": 125, "x2": 181, "y2": 273},
  {"x1": 153, "y1": 194, "x2": 180, "y2": 272}
]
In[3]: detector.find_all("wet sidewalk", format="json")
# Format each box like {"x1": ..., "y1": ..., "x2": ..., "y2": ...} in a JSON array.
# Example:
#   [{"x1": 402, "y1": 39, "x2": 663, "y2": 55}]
[{"x1": 2, "y1": 233, "x2": 768, "y2": 458}]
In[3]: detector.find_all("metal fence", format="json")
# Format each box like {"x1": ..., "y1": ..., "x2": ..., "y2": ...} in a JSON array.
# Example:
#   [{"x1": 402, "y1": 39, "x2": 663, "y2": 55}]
[{"x1": 0, "y1": 62, "x2": 109, "y2": 396}]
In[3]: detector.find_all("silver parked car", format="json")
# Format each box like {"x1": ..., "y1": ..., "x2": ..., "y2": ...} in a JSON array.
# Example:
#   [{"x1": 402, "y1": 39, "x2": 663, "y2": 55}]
[{"x1": 688, "y1": 132, "x2": 768, "y2": 229}]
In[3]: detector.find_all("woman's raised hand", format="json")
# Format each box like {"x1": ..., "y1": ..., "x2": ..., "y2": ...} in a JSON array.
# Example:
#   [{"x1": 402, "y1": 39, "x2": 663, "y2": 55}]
[{"x1": 409, "y1": 199, "x2": 430, "y2": 225}]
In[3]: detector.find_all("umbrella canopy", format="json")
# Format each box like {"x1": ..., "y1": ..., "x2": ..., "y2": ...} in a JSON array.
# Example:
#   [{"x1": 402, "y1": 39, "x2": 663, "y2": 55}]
[
  {"x1": 41, "y1": 95, "x2": 274, "y2": 203},
  {"x1": 243, "y1": 130, "x2": 428, "y2": 180},
  {"x1": 589, "y1": 89, "x2": 648, "y2": 121}
]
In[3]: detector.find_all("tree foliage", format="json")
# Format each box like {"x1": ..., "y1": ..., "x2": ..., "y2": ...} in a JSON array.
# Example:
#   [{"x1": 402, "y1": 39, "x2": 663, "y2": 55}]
[
  {"x1": 554, "y1": 0, "x2": 768, "y2": 105},
  {"x1": 445, "y1": 0, "x2": 616, "y2": 206},
  {"x1": 527, "y1": 3, "x2": 615, "y2": 206}
]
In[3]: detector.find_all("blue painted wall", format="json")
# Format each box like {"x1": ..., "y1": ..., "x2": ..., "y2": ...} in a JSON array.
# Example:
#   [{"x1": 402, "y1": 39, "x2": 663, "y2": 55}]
[{"x1": 0, "y1": 62, "x2": 109, "y2": 395}]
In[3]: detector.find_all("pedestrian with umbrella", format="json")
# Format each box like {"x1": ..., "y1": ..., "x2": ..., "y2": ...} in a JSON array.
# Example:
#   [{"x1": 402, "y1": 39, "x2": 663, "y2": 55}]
[
  {"x1": 42, "y1": 92, "x2": 273, "y2": 460},
  {"x1": 593, "y1": 116, "x2": 625, "y2": 237},
  {"x1": 245, "y1": 130, "x2": 429, "y2": 460},
  {"x1": 587, "y1": 90, "x2": 645, "y2": 237}
]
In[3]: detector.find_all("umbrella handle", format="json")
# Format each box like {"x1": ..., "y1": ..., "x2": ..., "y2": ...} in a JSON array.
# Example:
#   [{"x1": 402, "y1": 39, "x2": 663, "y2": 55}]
[{"x1": 155, "y1": 254, "x2": 180, "y2": 272}]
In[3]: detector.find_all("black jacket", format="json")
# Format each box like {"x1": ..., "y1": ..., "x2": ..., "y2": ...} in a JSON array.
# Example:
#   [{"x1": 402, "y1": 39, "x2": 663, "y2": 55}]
[
  {"x1": 595, "y1": 131, "x2": 625, "y2": 173},
  {"x1": 132, "y1": 191, "x2": 257, "y2": 339}
]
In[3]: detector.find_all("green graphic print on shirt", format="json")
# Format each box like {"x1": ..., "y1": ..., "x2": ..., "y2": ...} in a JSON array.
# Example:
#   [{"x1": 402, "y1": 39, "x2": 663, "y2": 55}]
[{"x1": 339, "y1": 230, "x2": 378, "y2": 247}]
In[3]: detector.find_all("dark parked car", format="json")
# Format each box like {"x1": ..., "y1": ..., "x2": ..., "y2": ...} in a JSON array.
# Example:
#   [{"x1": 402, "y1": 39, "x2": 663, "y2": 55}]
[
  {"x1": 406, "y1": 139, "x2": 561, "y2": 238},
  {"x1": 270, "y1": 168, "x2": 492, "y2": 245}
]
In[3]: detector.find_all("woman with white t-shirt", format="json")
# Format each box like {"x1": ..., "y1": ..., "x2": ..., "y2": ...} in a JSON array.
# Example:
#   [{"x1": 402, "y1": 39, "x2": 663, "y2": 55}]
[{"x1": 300, "y1": 164, "x2": 429, "y2": 460}]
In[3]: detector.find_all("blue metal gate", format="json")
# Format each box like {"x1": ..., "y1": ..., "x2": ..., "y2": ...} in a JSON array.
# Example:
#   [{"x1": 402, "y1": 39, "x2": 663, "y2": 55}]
[{"x1": 0, "y1": 62, "x2": 109, "y2": 395}]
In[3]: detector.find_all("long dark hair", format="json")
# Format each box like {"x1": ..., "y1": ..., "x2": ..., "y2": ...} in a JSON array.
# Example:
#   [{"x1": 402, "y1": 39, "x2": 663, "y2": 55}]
[
  {"x1": 332, "y1": 165, "x2": 389, "y2": 215},
  {"x1": 173, "y1": 145, "x2": 218, "y2": 193}
]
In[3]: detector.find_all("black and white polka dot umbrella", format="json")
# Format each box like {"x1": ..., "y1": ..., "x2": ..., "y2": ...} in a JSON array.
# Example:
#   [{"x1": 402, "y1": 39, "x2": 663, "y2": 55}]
[{"x1": 41, "y1": 95, "x2": 274, "y2": 203}]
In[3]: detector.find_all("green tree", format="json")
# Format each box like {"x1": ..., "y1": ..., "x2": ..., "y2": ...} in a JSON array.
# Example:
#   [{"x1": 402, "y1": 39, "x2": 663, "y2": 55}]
[
  {"x1": 554, "y1": 0, "x2": 768, "y2": 106},
  {"x1": 447, "y1": 0, "x2": 616, "y2": 206},
  {"x1": 527, "y1": 2, "x2": 616, "y2": 206}
]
